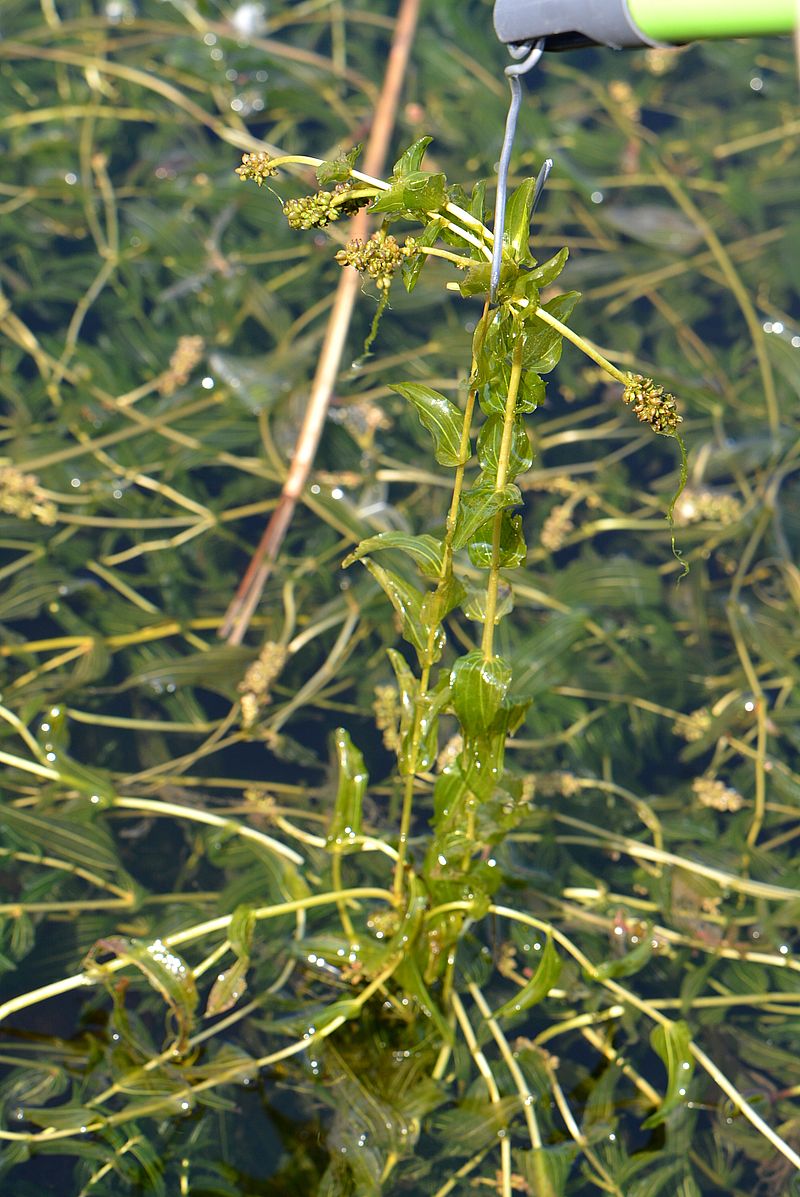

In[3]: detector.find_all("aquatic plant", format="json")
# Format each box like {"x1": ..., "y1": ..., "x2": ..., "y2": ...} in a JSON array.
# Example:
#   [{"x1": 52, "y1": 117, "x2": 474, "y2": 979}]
[{"x1": 1, "y1": 4, "x2": 799, "y2": 1195}]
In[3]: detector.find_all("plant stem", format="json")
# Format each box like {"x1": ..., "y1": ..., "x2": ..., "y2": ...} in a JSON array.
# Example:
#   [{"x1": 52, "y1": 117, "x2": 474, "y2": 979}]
[
  {"x1": 451, "y1": 991, "x2": 512, "y2": 1197},
  {"x1": 392, "y1": 327, "x2": 483, "y2": 900},
  {"x1": 481, "y1": 331, "x2": 524, "y2": 659},
  {"x1": 530, "y1": 304, "x2": 630, "y2": 385}
]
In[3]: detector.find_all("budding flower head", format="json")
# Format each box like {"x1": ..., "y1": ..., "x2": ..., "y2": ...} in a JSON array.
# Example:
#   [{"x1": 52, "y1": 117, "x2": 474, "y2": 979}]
[
  {"x1": 335, "y1": 228, "x2": 418, "y2": 291},
  {"x1": 235, "y1": 151, "x2": 278, "y2": 185},
  {"x1": 622, "y1": 374, "x2": 682, "y2": 435}
]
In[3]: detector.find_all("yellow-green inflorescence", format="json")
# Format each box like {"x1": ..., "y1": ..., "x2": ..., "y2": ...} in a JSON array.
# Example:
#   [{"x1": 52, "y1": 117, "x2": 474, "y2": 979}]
[
  {"x1": 335, "y1": 229, "x2": 418, "y2": 291},
  {"x1": 283, "y1": 182, "x2": 368, "y2": 230},
  {"x1": 622, "y1": 373, "x2": 682, "y2": 435},
  {"x1": 0, "y1": 466, "x2": 57, "y2": 525},
  {"x1": 235, "y1": 150, "x2": 279, "y2": 186}
]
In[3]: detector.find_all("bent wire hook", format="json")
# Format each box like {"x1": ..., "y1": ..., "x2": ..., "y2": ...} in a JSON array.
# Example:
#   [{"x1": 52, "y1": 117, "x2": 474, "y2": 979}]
[{"x1": 489, "y1": 39, "x2": 552, "y2": 302}]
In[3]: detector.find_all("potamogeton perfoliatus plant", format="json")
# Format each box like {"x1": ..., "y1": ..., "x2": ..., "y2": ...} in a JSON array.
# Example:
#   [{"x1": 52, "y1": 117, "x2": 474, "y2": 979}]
[{"x1": 236, "y1": 136, "x2": 685, "y2": 908}]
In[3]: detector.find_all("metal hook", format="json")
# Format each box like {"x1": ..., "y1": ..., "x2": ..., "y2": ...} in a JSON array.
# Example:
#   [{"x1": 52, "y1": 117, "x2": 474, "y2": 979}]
[{"x1": 489, "y1": 38, "x2": 548, "y2": 303}]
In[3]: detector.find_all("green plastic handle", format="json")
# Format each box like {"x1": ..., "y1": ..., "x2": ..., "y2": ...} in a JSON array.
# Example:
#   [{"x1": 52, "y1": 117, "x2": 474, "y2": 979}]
[{"x1": 629, "y1": 0, "x2": 795, "y2": 42}]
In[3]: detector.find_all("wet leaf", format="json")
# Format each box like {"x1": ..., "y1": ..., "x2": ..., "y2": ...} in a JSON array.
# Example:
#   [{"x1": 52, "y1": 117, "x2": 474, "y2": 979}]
[
  {"x1": 642, "y1": 1020, "x2": 695, "y2": 1128},
  {"x1": 362, "y1": 559, "x2": 444, "y2": 662},
  {"x1": 520, "y1": 291, "x2": 581, "y2": 373},
  {"x1": 452, "y1": 482, "x2": 522, "y2": 550},
  {"x1": 389, "y1": 383, "x2": 468, "y2": 467},
  {"x1": 370, "y1": 170, "x2": 447, "y2": 218},
  {"x1": 86, "y1": 936, "x2": 198, "y2": 1053},
  {"x1": 326, "y1": 728, "x2": 367, "y2": 847},
  {"x1": 467, "y1": 512, "x2": 527, "y2": 570},
  {"x1": 476, "y1": 413, "x2": 533, "y2": 481},
  {"x1": 0, "y1": 803, "x2": 121, "y2": 873},
  {"x1": 205, "y1": 956, "x2": 249, "y2": 1018},
  {"x1": 527, "y1": 246, "x2": 570, "y2": 288},
  {"x1": 450, "y1": 650, "x2": 512, "y2": 737},
  {"x1": 493, "y1": 934, "x2": 562, "y2": 1019},
  {"x1": 343, "y1": 531, "x2": 444, "y2": 579}
]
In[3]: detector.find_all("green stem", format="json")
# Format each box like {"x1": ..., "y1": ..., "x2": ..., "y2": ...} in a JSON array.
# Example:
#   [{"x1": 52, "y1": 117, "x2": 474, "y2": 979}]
[
  {"x1": 391, "y1": 321, "x2": 484, "y2": 901},
  {"x1": 481, "y1": 331, "x2": 524, "y2": 659},
  {"x1": 530, "y1": 305, "x2": 630, "y2": 385}
]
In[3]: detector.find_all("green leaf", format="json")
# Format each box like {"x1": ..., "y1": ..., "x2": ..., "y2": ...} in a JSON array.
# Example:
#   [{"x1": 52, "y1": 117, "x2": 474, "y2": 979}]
[
  {"x1": 516, "y1": 1144, "x2": 577, "y2": 1197},
  {"x1": 521, "y1": 291, "x2": 581, "y2": 373},
  {"x1": 87, "y1": 936, "x2": 198, "y2": 1053},
  {"x1": 370, "y1": 171, "x2": 447, "y2": 218},
  {"x1": 342, "y1": 531, "x2": 444, "y2": 579},
  {"x1": 503, "y1": 177, "x2": 537, "y2": 267},
  {"x1": 316, "y1": 142, "x2": 362, "y2": 186},
  {"x1": 392, "y1": 135, "x2": 433, "y2": 177},
  {"x1": 450, "y1": 650, "x2": 512, "y2": 737},
  {"x1": 23, "y1": 1105, "x2": 106, "y2": 1132},
  {"x1": 594, "y1": 933, "x2": 654, "y2": 980},
  {"x1": 385, "y1": 651, "x2": 452, "y2": 775},
  {"x1": 452, "y1": 482, "x2": 522, "y2": 551},
  {"x1": 420, "y1": 574, "x2": 467, "y2": 628},
  {"x1": 459, "y1": 260, "x2": 518, "y2": 298},
  {"x1": 476, "y1": 413, "x2": 533, "y2": 482},
  {"x1": 0, "y1": 803, "x2": 121, "y2": 873},
  {"x1": 529, "y1": 246, "x2": 569, "y2": 286},
  {"x1": 462, "y1": 583, "x2": 514, "y2": 625},
  {"x1": 204, "y1": 956, "x2": 249, "y2": 1018},
  {"x1": 228, "y1": 904, "x2": 256, "y2": 960},
  {"x1": 326, "y1": 728, "x2": 367, "y2": 847},
  {"x1": 481, "y1": 364, "x2": 545, "y2": 416},
  {"x1": 402, "y1": 217, "x2": 445, "y2": 293},
  {"x1": 468, "y1": 512, "x2": 527, "y2": 570},
  {"x1": 641, "y1": 1020, "x2": 694, "y2": 1128},
  {"x1": 493, "y1": 934, "x2": 562, "y2": 1019},
  {"x1": 389, "y1": 383, "x2": 468, "y2": 467},
  {"x1": 363, "y1": 559, "x2": 444, "y2": 662}
]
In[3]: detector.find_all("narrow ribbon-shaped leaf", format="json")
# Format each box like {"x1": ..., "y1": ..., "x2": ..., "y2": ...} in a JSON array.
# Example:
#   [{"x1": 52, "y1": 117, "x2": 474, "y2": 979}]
[
  {"x1": 327, "y1": 728, "x2": 367, "y2": 847},
  {"x1": 641, "y1": 1019, "x2": 694, "y2": 1128},
  {"x1": 452, "y1": 482, "x2": 521, "y2": 551},
  {"x1": 493, "y1": 934, "x2": 562, "y2": 1020},
  {"x1": 343, "y1": 531, "x2": 444, "y2": 579},
  {"x1": 1, "y1": 803, "x2": 121, "y2": 873},
  {"x1": 451, "y1": 651, "x2": 512, "y2": 738},
  {"x1": 390, "y1": 382, "x2": 468, "y2": 467}
]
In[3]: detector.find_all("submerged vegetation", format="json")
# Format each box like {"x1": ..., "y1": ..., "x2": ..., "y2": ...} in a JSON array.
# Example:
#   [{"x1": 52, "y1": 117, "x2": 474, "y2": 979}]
[{"x1": 1, "y1": 2, "x2": 799, "y2": 1194}]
